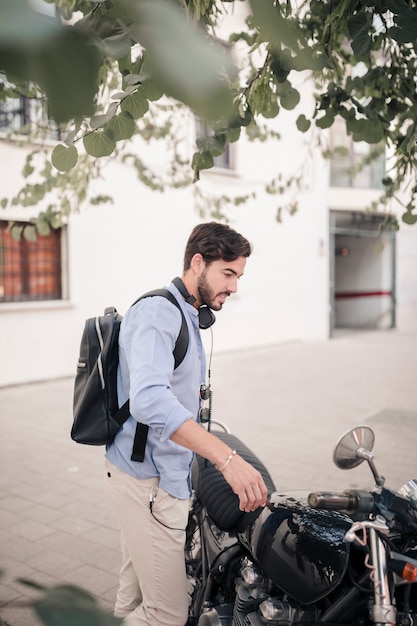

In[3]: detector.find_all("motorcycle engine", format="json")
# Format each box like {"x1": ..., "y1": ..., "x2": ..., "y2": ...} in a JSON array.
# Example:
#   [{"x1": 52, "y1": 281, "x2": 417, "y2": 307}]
[{"x1": 197, "y1": 558, "x2": 320, "y2": 626}]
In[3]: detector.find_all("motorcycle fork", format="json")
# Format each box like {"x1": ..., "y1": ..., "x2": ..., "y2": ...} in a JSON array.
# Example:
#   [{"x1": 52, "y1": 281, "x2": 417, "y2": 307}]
[{"x1": 369, "y1": 528, "x2": 397, "y2": 626}]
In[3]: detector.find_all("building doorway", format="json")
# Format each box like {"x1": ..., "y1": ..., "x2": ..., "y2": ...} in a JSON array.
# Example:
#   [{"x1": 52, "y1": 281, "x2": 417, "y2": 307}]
[{"x1": 329, "y1": 211, "x2": 396, "y2": 336}]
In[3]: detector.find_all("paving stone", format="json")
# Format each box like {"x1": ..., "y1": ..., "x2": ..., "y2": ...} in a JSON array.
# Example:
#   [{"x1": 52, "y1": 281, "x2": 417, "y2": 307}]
[{"x1": 1, "y1": 327, "x2": 417, "y2": 624}]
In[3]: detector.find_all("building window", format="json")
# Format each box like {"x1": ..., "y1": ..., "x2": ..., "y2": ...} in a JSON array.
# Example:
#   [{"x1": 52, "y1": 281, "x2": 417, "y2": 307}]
[
  {"x1": 329, "y1": 117, "x2": 385, "y2": 189},
  {"x1": 195, "y1": 118, "x2": 233, "y2": 170},
  {"x1": 0, "y1": 221, "x2": 63, "y2": 303},
  {"x1": 0, "y1": 94, "x2": 60, "y2": 139}
]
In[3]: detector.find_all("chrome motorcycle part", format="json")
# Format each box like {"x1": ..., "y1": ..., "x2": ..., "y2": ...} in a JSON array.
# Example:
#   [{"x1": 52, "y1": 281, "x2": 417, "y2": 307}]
[
  {"x1": 399, "y1": 479, "x2": 417, "y2": 510},
  {"x1": 333, "y1": 425, "x2": 385, "y2": 486},
  {"x1": 258, "y1": 598, "x2": 320, "y2": 624},
  {"x1": 333, "y1": 425, "x2": 375, "y2": 469},
  {"x1": 196, "y1": 605, "x2": 232, "y2": 626},
  {"x1": 344, "y1": 516, "x2": 389, "y2": 544},
  {"x1": 240, "y1": 561, "x2": 265, "y2": 586},
  {"x1": 369, "y1": 527, "x2": 397, "y2": 626}
]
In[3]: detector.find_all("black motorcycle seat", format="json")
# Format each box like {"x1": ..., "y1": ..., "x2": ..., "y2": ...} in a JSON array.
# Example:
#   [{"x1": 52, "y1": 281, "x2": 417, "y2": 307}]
[{"x1": 192, "y1": 431, "x2": 276, "y2": 533}]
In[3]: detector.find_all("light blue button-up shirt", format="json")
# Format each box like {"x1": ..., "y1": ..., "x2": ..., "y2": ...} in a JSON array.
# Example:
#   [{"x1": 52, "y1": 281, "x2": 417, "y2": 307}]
[{"x1": 105, "y1": 283, "x2": 206, "y2": 499}]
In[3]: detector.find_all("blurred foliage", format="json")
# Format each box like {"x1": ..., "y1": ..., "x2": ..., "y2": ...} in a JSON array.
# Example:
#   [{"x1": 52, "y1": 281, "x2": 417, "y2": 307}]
[
  {"x1": 0, "y1": 570, "x2": 121, "y2": 625},
  {"x1": 1, "y1": 0, "x2": 417, "y2": 230}
]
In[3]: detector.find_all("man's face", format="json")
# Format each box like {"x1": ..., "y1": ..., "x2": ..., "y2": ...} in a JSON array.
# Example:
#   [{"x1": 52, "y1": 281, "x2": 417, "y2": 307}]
[{"x1": 197, "y1": 257, "x2": 247, "y2": 311}]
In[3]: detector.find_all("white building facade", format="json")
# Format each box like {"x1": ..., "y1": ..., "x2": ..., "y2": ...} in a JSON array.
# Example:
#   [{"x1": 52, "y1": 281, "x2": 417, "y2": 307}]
[{"x1": 1, "y1": 9, "x2": 417, "y2": 388}]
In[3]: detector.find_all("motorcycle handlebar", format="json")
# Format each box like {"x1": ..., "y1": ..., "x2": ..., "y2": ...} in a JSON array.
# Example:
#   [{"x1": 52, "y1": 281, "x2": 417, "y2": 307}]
[{"x1": 308, "y1": 490, "x2": 374, "y2": 514}]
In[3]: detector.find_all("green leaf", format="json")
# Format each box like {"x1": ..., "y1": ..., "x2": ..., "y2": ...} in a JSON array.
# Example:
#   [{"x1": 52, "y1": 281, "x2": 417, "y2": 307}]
[
  {"x1": 270, "y1": 50, "x2": 293, "y2": 83},
  {"x1": 124, "y1": 74, "x2": 146, "y2": 86},
  {"x1": 192, "y1": 151, "x2": 214, "y2": 171},
  {"x1": 347, "y1": 11, "x2": 372, "y2": 57},
  {"x1": 50, "y1": 215, "x2": 65, "y2": 229},
  {"x1": 387, "y1": 0, "x2": 410, "y2": 12},
  {"x1": 387, "y1": 0, "x2": 417, "y2": 43},
  {"x1": 32, "y1": 29, "x2": 103, "y2": 123},
  {"x1": 142, "y1": 81, "x2": 164, "y2": 102},
  {"x1": 248, "y1": 0, "x2": 304, "y2": 51},
  {"x1": 402, "y1": 210, "x2": 417, "y2": 225},
  {"x1": 89, "y1": 114, "x2": 109, "y2": 131},
  {"x1": 262, "y1": 99, "x2": 280, "y2": 118},
  {"x1": 278, "y1": 85, "x2": 300, "y2": 111},
  {"x1": 36, "y1": 220, "x2": 51, "y2": 237},
  {"x1": 90, "y1": 103, "x2": 118, "y2": 130},
  {"x1": 120, "y1": 89, "x2": 149, "y2": 119},
  {"x1": 98, "y1": 32, "x2": 132, "y2": 59},
  {"x1": 225, "y1": 127, "x2": 241, "y2": 143},
  {"x1": 296, "y1": 114, "x2": 311, "y2": 132},
  {"x1": 230, "y1": 105, "x2": 252, "y2": 128},
  {"x1": 33, "y1": 584, "x2": 121, "y2": 626},
  {"x1": 389, "y1": 20, "x2": 417, "y2": 44},
  {"x1": 106, "y1": 112, "x2": 136, "y2": 140},
  {"x1": 23, "y1": 225, "x2": 37, "y2": 242},
  {"x1": 51, "y1": 145, "x2": 78, "y2": 172},
  {"x1": 347, "y1": 118, "x2": 385, "y2": 143},
  {"x1": 196, "y1": 134, "x2": 226, "y2": 156},
  {"x1": 316, "y1": 109, "x2": 335, "y2": 129},
  {"x1": 11, "y1": 224, "x2": 23, "y2": 241},
  {"x1": 83, "y1": 131, "x2": 116, "y2": 158},
  {"x1": 126, "y1": 0, "x2": 236, "y2": 120}
]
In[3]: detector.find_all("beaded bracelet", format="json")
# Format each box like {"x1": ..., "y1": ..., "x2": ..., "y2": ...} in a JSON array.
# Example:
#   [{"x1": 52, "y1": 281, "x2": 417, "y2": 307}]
[{"x1": 217, "y1": 449, "x2": 237, "y2": 472}]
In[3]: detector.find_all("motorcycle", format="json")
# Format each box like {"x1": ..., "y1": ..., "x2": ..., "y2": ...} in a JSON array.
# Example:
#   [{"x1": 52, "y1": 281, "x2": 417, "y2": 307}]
[{"x1": 185, "y1": 424, "x2": 417, "y2": 625}]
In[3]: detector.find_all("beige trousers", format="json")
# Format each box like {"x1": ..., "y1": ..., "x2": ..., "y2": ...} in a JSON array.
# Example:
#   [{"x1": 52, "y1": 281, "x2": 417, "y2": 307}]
[{"x1": 104, "y1": 459, "x2": 190, "y2": 626}]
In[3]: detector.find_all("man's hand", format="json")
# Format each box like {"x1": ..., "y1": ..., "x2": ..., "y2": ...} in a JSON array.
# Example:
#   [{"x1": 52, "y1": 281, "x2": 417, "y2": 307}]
[
  {"x1": 221, "y1": 453, "x2": 268, "y2": 512},
  {"x1": 170, "y1": 419, "x2": 268, "y2": 511}
]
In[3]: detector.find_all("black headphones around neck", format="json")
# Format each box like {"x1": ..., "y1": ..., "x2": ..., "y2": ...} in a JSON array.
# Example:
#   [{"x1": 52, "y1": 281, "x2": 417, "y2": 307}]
[{"x1": 172, "y1": 277, "x2": 216, "y2": 330}]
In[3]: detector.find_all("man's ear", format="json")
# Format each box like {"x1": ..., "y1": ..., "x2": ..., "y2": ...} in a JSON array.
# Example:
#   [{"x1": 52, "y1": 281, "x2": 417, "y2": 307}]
[{"x1": 190, "y1": 253, "x2": 205, "y2": 275}]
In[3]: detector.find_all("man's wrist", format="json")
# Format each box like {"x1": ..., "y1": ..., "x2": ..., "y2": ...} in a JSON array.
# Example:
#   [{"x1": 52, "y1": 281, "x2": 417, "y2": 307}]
[{"x1": 216, "y1": 449, "x2": 237, "y2": 472}]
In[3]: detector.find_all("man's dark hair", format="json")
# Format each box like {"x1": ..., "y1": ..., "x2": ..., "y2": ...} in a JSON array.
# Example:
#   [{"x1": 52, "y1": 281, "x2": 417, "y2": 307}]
[{"x1": 183, "y1": 222, "x2": 252, "y2": 271}]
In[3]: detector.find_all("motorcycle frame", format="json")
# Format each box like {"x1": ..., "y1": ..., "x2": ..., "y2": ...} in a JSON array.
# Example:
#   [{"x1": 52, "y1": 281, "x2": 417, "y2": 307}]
[
  {"x1": 346, "y1": 517, "x2": 397, "y2": 626},
  {"x1": 369, "y1": 527, "x2": 396, "y2": 626}
]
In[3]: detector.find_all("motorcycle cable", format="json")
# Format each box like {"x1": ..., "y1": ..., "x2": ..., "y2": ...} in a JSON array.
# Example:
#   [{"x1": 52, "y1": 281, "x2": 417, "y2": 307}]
[
  {"x1": 345, "y1": 542, "x2": 374, "y2": 594},
  {"x1": 348, "y1": 564, "x2": 373, "y2": 594}
]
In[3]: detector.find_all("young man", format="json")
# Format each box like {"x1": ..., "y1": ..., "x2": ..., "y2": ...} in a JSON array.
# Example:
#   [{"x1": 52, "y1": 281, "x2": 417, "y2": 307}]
[{"x1": 105, "y1": 222, "x2": 268, "y2": 626}]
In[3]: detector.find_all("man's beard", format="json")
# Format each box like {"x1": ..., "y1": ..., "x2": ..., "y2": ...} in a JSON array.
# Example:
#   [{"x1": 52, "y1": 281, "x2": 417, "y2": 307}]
[{"x1": 197, "y1": 269, "x2": 227, "y2": 311}]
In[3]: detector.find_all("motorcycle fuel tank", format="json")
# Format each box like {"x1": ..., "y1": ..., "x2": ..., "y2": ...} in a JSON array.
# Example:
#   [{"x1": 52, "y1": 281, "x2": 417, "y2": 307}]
[{"x1": 249, "y1": 491, "x2": 351, "y2": 604}]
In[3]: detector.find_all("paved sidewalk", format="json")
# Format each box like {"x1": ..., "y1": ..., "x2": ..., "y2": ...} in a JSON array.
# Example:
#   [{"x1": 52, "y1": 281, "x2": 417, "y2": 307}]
[{"x1": 1, "y1": 327, "x2": 417, "y2": 625}]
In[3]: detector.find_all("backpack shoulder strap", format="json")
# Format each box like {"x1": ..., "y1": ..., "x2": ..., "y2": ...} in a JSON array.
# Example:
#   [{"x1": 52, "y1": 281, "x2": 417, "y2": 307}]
[
  {"x1": 133, "y1": 288, "x2": 189, "y2": 369},
  {"x1": 129, "y1": 288, "x2": 190, "y2": 463}
]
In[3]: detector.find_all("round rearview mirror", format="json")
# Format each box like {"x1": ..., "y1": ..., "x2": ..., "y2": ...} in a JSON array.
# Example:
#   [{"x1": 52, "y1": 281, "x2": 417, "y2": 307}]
[{"x1": 333, "y1": 426, "x2": 375, "y2": 470}]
